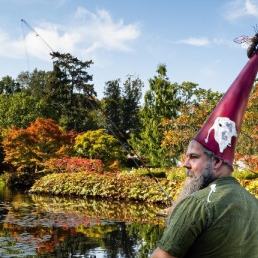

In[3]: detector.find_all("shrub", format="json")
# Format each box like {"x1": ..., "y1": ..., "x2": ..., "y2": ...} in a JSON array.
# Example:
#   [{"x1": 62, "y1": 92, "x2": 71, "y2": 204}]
[
  {"x1": 29, "y1": 172, "x2": 179, "y2": 204},
  {"x1": 167, "y1": 167, "x2": 186, "y2": 180},
  {"x1": 5, "y1": 171, "x2": 36, "y2": 188},
  {"x1": 130, "y1": 167, "x2": 167, "y2": 178},
  {"x1": 42, "y1": 157, "x2": 103, "y2": 173},
  {"x1": 232, "y1": 169, "x2": 258, "y2": 180},
  {"x1": 245, "y1": 179, "x2": 258, "y2": 198}
]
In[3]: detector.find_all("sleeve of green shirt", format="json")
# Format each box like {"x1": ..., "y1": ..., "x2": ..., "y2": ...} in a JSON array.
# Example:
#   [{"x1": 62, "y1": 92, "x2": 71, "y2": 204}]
[{"x1": 157, "y1": 196, "x2": 209, "y2": 257}]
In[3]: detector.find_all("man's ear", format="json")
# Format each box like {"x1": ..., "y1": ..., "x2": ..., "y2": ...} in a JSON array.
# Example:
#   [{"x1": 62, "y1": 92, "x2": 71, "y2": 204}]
[{"x1": 213, "y1": 158, "x2": 223, "y2": 171}]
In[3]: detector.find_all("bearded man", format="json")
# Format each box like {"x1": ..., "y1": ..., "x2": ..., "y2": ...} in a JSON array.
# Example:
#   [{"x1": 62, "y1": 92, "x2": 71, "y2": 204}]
[
  {"x1": 151, "y1": 43, "x2": 258, "y2": 257},
  {"x1": 174, "y1": 146, "x2": 217, "y2": 205},
  {"x1": 152, "y1": 140, "x2": 258, "y2": 257}
]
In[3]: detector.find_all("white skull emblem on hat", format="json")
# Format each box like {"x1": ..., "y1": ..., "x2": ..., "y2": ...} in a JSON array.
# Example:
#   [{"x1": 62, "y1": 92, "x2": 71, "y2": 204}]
[{"x1": 205, "y1": 117, "x2": 238, "y2": 153}]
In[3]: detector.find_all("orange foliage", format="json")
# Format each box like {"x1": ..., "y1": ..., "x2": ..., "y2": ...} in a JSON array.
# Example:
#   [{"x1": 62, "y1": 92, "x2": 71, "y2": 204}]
[
  {"x1": 162, "y1": 82, "x2": 258, "y2": 170},
  {"x1": 3, "y1": 118, "x2": 74, "y2": 172},
  {"x1": 162, "y1": 101, "x2": 213, "y2": 159},
  {"x1": 235, "y1": 82, "x2": 258, "y2": 171}
]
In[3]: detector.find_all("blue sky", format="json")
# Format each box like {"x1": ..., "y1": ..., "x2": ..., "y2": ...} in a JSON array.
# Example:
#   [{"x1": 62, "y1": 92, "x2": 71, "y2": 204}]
[{"x1": 1, "y1": 0, "x2": 258, "y2": 99}]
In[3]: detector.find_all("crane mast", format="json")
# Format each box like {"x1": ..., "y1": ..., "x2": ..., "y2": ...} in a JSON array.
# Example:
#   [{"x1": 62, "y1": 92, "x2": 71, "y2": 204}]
[{"x1": 21, "y1": 19, "x2": 54, "y2": 53}]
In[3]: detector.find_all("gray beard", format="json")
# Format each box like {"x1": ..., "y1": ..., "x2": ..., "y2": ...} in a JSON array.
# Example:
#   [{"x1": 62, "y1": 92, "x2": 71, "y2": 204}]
[
  {"x1": 166, "y1": 162, "x2": 215, "y2": 223},
  {"x1": 176, "y1": 164, "x2": 215, "y2": 204}
]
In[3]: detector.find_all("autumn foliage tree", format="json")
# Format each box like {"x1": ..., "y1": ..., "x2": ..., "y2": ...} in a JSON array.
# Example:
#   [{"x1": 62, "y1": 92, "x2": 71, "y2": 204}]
[
  {"x1": 235, "y1": 82, "x2": 258, "y2": 173},
  {"x1": 162, "y1": 89, "x2": 222, "y2": 164},
  {"x1": 3, "y1": 118, "x2": 73, "y2": 173},
  {"x1": 161, "y1": 80, "x2": 258, "y2": 171}
]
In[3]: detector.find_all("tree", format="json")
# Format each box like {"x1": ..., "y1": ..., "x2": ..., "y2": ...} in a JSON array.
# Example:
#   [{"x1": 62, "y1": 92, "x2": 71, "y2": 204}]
[
  {"x1": 235, "y1": 82, "x2": 258, "y2": 172},
  {"x1": 103, "y1": 79, "x2": 122, "y2": 133},
  {"x1": 131, "y1": 64, "x2": 182, "y2": 167},
  {"x1": 121, "y1": 75, "x2": 143, "y2": 138},
  {"x1": 102, "y1": 76, "x2": 143, "y2": 145},
  {"x1": 0, "y1": 92, "x2": 50, "y2": 129},
  {"x1": 162, "y1": 89, "x2": 222, "y2": 163},
  {"x1": 15, "y1": 67, "x2": 99, "y2": 129},
  {"x1": 74, "y1": 129, "x2": 125, "y2": 169},
  {"x1": 0, "y1": 126, "x2": 6, "y2": 173},
  {"x1": 45, "y1": 52, "x2": 97, "y2": 132},
  {"x1": 14, "y1": 54, "x2": 101, "y2": 132},
  {"x1": 0, "y1": 76, "x2": 21, "y2": 95},
  {"x1": 131, "y1": 64, "x2": 223, "y2": 168},
  {"x1": 3, "y1": 118, "x2": 72, "y2": 173},
  {"x1": 16, "y1": 69, "x2": 52, "y2": 98}
]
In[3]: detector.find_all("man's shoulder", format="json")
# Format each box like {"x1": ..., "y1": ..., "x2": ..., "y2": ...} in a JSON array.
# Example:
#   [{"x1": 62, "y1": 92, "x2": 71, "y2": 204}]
[
  {"x1": 188, "y1": 177, "x2": 236, "y2": 203},
  {"x1": 191, "y1": 176, "x2": 258, "y2": 206}
]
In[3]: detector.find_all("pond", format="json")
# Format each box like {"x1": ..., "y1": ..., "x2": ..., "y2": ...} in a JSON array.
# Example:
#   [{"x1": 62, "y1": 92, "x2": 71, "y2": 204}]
[{"x1": 0, "y1": 186, "x2": 168, "y2": 257}]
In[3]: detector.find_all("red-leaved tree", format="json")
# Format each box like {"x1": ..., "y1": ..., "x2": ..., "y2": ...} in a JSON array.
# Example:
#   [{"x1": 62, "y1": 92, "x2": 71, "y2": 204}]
[{"x1": 3, "y1": 118, "x2": 73, "y2": 173}]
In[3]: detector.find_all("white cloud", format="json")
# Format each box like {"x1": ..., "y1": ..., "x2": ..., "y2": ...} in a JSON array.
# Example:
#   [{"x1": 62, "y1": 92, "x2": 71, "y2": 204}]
[
  {"x1": 0, "y1": 7, "x2": 141, "y2": 61},
  {"x1": 72, "y1": 8, "x2": 141, "y2": 52},
  {"x1": 176, "y1": 37, "x2": 210, "y2": 46},
  {"x1": 223, "y1": 0, "x2": 258, "y2": 20},
  {"x1": 0, "y1": 27, "x2": 25, "y2": 58},
  {"x1": 176, "y1": 37, "x2": 238, "y2": 48}
]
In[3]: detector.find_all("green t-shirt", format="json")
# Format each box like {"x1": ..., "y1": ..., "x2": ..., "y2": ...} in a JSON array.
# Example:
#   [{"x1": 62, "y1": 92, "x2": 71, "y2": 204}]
[{"x1": 158, "y1": 177, "x2": 258, "y2": 258}]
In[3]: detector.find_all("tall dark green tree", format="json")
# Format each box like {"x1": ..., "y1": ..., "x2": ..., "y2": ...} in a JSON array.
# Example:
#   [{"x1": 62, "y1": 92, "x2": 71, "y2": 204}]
[
  {"x1": 121, "y1": 76, "x2": 143, "y2": 138},
  {"x1": 103, "y1": 79, "x2": 122, "y2": 134},
  {"x1": 45, "y1": 52, "x2": 99, "y2": 132},
  {"x1": 102, "y1": 76, "x2": 143, "y2": 146},
  {"x1": 131, "y1": 64, "x2": 182, "y2": 167}
]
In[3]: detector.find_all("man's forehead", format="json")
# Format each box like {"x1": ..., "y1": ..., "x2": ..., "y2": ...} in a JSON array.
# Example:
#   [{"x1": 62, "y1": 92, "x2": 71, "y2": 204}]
[{"x1": 186, "y1": 140, "x2": 204, "y2": 155}]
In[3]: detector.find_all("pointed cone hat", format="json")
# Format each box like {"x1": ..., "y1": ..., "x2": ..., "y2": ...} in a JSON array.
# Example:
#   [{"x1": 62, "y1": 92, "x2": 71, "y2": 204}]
[{"x1": 194, "y1": 52, "x2": 258, "y2": 165}]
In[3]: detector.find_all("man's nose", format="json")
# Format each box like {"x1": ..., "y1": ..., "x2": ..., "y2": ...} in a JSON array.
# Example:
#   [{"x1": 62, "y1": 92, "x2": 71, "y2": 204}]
[{"x1": 183, "y1": 158, "x2": 190, "y2": 169}]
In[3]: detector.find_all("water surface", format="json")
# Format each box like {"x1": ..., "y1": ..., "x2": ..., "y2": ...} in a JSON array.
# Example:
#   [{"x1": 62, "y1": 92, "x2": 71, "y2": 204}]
[{"x1": 0, "y1": 187, "x2": 167, "y2": 257}]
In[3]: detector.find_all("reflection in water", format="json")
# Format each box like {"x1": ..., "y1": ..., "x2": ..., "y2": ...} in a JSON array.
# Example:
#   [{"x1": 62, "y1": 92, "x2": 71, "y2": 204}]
[{"x1": 0, "y1": 187, "x2": 167, "y2": 257}]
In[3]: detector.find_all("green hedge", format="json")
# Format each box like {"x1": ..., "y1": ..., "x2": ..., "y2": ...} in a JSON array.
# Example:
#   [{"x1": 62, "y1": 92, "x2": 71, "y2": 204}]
[
  {"x1": 29, "y1": 172, "x2": 182, "y2": 203},
  {"x1": 29, "y1": 171, "x2": 258, "y2": 203}
]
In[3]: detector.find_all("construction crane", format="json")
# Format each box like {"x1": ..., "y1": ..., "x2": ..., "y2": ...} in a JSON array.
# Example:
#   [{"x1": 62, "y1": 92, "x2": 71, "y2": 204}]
[{"x1": 21, "y1": 18, "x2": 54, "y2": 53}]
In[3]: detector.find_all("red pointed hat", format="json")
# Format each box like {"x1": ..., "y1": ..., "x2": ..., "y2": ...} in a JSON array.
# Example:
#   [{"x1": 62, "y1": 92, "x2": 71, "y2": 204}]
[{"x1": 194, "y1": 52, "x2": 258, "y2": 165}]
